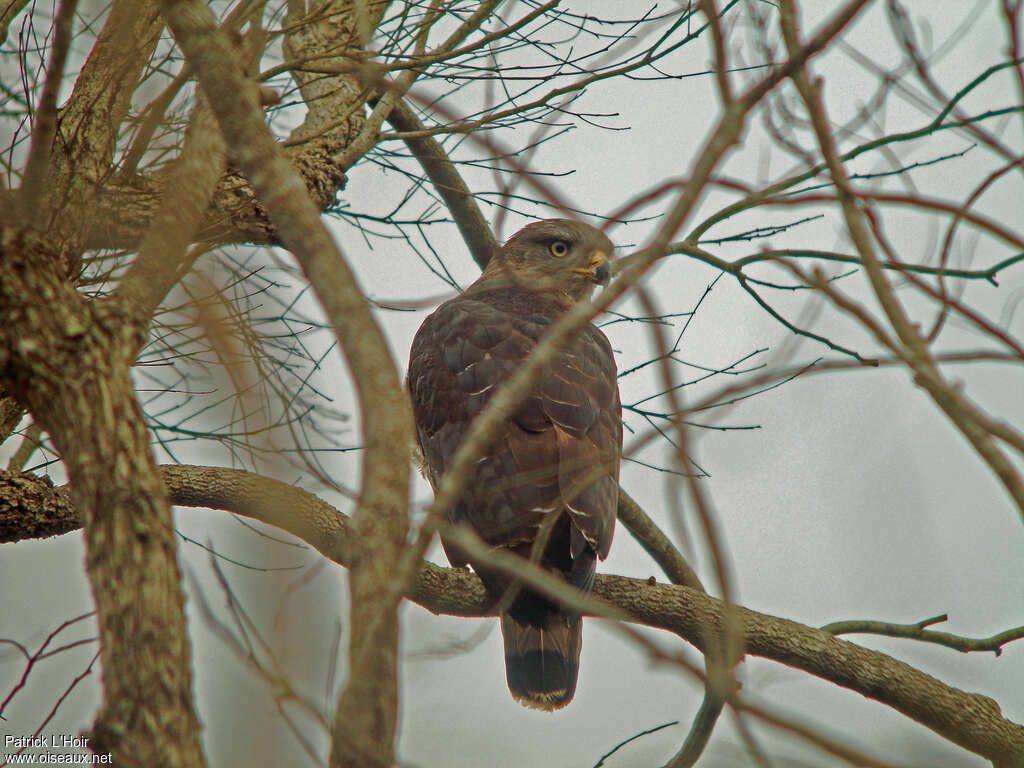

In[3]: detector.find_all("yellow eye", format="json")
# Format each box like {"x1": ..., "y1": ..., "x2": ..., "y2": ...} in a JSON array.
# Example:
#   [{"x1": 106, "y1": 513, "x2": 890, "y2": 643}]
[{"x1": 549, "y1": 240, "x2": 569, "y2": 258}]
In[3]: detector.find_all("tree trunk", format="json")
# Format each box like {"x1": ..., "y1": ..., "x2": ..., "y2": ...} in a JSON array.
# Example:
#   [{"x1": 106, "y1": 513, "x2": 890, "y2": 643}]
[{"x1": 0, "y1": 230, "x2": 206, "y2": 767}]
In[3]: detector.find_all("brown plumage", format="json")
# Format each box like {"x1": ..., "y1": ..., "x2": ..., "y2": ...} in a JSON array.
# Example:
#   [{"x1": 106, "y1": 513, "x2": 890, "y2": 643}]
[{"x1": 408, "y1": 219, "x2": 622, "y2": 710}]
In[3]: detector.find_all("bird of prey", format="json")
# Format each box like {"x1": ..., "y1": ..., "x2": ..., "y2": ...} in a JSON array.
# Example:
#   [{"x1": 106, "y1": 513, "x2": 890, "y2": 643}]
[{"x1": 408, "y1": 219, "x2": 622, "y2": 710}]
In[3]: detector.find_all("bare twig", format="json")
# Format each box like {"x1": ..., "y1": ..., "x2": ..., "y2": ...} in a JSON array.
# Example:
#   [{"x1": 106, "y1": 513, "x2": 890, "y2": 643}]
[
  {"x1": 17, "y1": 0, "x2": 78, "y2": 221},
  {"x1": 824, "y1": 614, "x2": 1024, "y2": 656},
  {"x1": 779, "y1": 0, "x2": 1024, "y2": 520},
  {"x1": 593, "y1": 720, "x2": 679, "y2": 767},
  {"x1": 157, "y1": 3, "x2": 412, "y2": 765},
  {"x1": 112, "y1": 94, "x2": 226, "y2": 350}
]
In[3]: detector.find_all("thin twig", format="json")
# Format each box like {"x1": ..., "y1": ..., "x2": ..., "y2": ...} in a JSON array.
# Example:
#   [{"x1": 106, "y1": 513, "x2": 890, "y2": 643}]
[
  {"x1": 823, "y1": 615, "x2": 1024, "y2": 656},
  {"x1": 384, "y1": 98, "x2": 498, "y2": 268},
  {"x1": 779, "y1": 0, "x2": 1024, "y2": 520},
  {"x1": 617, "y1": 487, "x2": 704, "y2": 591},
  {"x1": 18, "y1": 0, "x2": 79, "y2": 221}
]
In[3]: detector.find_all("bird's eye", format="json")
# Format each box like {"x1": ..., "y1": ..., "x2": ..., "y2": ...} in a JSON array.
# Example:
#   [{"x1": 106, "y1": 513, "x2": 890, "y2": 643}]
[{"x1": 549, "y1": 240, "x2": 570, "y2": 258}]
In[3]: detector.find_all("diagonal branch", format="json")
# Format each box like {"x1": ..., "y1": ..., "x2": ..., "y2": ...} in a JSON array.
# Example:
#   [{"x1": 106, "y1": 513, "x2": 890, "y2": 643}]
[
  {"x1": 385, "y1": 98, "x2": 498, "y2": 269},
  {"x1": 617, "y1": 486, "x2": 704, "y2": 591},
  {"x1": 157, "y1": 3, "x2": 412, "y2": 766},
  {"x1": 4, "y1": 464, "x2": 1023, "y2": 765},
  {"x1": 17, "y1": 0, "x2": 78, "y2": 221},
  {"x1": 42, "y1": 0, "x2": 163, "y2": 252},
  {"x1": 778, "y1": 0, "x2": 1024, "y2": 521},
  {"x1": 111, "y1": 94, "x2": 226, "y2": 351}
]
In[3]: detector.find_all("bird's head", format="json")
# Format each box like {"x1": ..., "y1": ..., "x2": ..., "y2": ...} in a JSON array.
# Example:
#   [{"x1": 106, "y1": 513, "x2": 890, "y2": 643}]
[{"x1": 478, "y1": 219, "x2": 614, "y2": 305}]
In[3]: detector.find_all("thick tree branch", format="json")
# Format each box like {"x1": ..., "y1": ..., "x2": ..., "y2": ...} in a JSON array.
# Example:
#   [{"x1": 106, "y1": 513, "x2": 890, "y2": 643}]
[
  {"x1": 112, "y1": 94, "x2": 226, "y2": 346},
  {"x1": 83, "y1": 158, "x2": 346, "y2": 251},
  {"x1": 0, "y1": 248, "x2": 205, "y2": 766},
  {"x1": 0, "y1": 389, "x2": 23, "y2": 446},
  {"x1": 3, "y1": 464, "x2": 1022, "y2": 765},
  {"x1": 282, "y1": 1, "x2": 389, "y2": 153},
  {"x1": 157, "y1": 3, "x2": 412, "y2": 766},
  {"x1": 43, "y1": 0, "x2": 163, "y2": 252},
  {"x1": 0, "y1": 0, "x2": 31, "y2": 45},
  {"x1": 17, "y1": 0, "x2": 78, "y2": 221},
  {"x1": 385, "y1": 98, "x2": 498, "y2": 270}
]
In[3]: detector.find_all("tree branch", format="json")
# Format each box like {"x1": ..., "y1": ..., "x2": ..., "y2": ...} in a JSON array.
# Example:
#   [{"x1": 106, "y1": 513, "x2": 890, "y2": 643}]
[
  {"x1": 3, "y1": 464, "x2": 1022, "y2": 765},
  {"x1": 617, "y1": 486, "x2": 704, "y2": 591},
  {"x1": 384, "y1": 98, "x2": 498, "y2": 270},
  {"x1": 0, "y1": 258, "x2": 205, "y2": 765},
  {"x1": 823, "y1": 615, "x2": 1024, "y2": 656},
  {"x1": 111, "y1": 93, "x2": 226, "y2": 348},
  {"x1": 779, "y1": 0, "x2": 1024, "y2": 521},
  {"x1": 42, "y1": 0, "x2": 163, "y2": 252},
  {"x1": 17, "y1": 0, "x2": 78, "y2": 221},
  {"x1": 157, "y1": 3, "x2": 412, "y2": 765}
]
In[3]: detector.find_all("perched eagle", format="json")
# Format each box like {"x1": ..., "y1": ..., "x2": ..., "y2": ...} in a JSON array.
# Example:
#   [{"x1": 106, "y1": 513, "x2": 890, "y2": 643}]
[{"x1": 408, "y1": 219, "x2": 622, "y2": 710}]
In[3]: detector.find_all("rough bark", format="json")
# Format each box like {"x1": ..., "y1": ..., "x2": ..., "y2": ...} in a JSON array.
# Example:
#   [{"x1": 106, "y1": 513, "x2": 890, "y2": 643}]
[
  {"x1": 4, "y1": 463, "x2": 1022, "y2": 766},
  {"x1": 41, "y1": 0, "x2": 164, "y2": 253},
  {"x1": 0, "y1": 390, "x2": 23, "y2": 444},
  {"x1": 157, "y1": 3, "x2": 412, "y2": 765},
  {"x1": 81, "y1": 152, "x2": 349, "y2": 251},
  {"x1": 0, "y1": 235, "x2": 206, "y2": 767}
]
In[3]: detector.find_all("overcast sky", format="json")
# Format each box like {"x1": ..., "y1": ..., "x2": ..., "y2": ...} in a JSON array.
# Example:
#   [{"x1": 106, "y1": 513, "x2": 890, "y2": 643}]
[{"x1": 2, "y1": 2, "x2": 1022, "y2": 767}]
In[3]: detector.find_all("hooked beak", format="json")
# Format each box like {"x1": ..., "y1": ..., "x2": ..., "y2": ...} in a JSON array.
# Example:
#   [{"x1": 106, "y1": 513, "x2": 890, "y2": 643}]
[
  {"x1": 584, "y1": 251, "x2": 610, "y2": 285},
  {"x1": 592, "y1": 260, "x2": 610, "y2": 285}
]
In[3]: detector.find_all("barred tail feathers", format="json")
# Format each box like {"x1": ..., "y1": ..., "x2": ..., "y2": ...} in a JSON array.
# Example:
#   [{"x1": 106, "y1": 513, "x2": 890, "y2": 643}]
[{"x1": 500, "y1": 612, "x2": 582, "y2": 711}]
